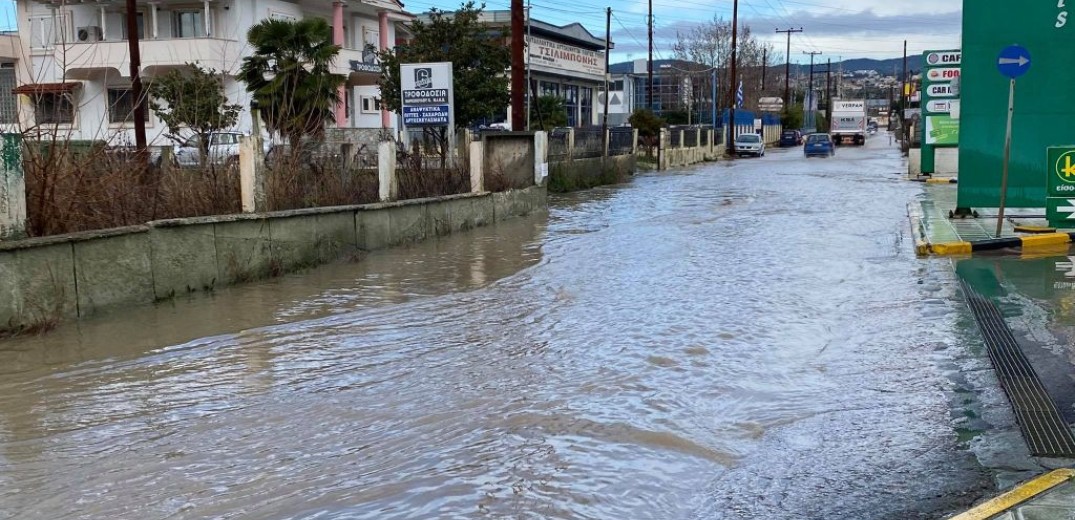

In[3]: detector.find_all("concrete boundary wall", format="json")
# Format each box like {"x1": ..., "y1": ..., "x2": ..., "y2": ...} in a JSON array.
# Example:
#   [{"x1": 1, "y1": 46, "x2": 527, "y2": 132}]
[{"x1": 0, "y1": 186, "x2": 546, "y2": 332}]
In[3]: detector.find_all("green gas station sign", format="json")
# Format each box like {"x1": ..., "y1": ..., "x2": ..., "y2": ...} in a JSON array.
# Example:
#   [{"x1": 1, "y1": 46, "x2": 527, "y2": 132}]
[
  {"x1": 958, "y1": 2, "x2": 1075, "y2": 209},
  {"x1": 1046, "y1": 146, "x2": 1075, "y2": 226},
  {"x1": 925, "y1": 115, "x2": 960, "y2": 146}
]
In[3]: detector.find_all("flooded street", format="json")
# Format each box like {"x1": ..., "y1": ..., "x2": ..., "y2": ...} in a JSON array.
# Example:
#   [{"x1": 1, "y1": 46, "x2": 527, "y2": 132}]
[{"x1": 0, "y1": 135, "x2": 992, "y2": 519}]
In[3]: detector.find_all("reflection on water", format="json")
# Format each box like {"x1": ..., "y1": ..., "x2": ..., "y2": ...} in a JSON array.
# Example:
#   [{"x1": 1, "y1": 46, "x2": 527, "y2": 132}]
[{"x1": 0, "y1": 142, "x2": 989, "y2": 519}]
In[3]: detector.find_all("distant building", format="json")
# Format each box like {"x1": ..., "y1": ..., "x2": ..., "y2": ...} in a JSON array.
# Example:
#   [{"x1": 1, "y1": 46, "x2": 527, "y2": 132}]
[
  {"x1": 607, "y1": 59, "x2": 713, "y2": 125},
  {"x1": 426, "y1": 10, "x2": 613, "y2": 128},
  {"x1": 15, "y1": 0, "x2": 413, "y2": 145}
]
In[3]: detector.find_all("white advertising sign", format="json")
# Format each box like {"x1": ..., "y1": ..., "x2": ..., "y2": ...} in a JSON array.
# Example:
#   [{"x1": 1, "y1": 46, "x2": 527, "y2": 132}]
[
  {"x1": 925, "y1": 51, "x2": 962, "y2": 66},
  {"x1": 927, "y1": 67, "x2": 961, "y2": 82},
  {"x1": 926, "y1": 83, "x2": 956, "y2": 98},
  {"x1": 401, "y1": 62, "x2": 454, "y2": 127},
  {"x1": 527, "y1": 36, "x2": 605, "y2": 79},
  {"x1": 926, "y1": 99, "x2": 951, "y2": 113}
]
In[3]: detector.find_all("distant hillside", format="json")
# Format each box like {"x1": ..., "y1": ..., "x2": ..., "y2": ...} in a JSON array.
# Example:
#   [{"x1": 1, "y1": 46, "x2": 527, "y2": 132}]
[{"x1": 787, "y1": 56, "x2": 923, "y2": 77}]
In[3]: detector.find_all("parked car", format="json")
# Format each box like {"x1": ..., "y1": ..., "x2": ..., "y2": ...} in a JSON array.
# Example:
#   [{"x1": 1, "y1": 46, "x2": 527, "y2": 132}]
[
  {"x1": 155, "y1": 131, "x2": 271, "y2": 168},
  {"x1": 734, "y1": 133, "x2": 766, "y2": 157},
  {"x1": 804, "y1": 133, "x2": 835, "y2": 157},
  {"x1": 779, "y1": 130, "x2": 803, "y2": 147}
]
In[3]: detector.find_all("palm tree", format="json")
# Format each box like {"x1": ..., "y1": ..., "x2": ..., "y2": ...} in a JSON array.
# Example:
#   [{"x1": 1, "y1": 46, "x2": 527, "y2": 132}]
[{"x1": 239, "y1": 18, "x2": 345, "y2": 149}]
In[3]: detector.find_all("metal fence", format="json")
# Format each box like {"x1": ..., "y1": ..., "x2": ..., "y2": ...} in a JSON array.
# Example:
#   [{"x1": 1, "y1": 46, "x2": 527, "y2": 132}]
[
  {"x1": 548, "y1": 129, "x2": 569, "y2": 161},
  {"x1": 669, "y1": 130, "x2": 681, "y2": 148},
  {"x1": 683, "y1": 129, "x2": 699, "y2": 148},
  {"x1": 609, "y1": 128, "x2": 634, "y2": 156},
  {"x1": 573, "y1": 128, "x2": 604, "y2": 159}
]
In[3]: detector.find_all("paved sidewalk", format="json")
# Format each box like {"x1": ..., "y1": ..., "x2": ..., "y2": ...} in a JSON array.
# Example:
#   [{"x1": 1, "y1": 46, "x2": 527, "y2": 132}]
[
  {"x1": 951, "y1": 469, "x2": 1075, "y2": 519},
  {"x1": 911, "y1": 184, "x2": 1072, "y2": 255}
]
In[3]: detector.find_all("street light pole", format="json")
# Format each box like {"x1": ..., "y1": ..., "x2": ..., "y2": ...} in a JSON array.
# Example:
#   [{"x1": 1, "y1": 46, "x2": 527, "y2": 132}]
[{"x1": 726, "y1": 0, "x2": 739, "y2": 155}]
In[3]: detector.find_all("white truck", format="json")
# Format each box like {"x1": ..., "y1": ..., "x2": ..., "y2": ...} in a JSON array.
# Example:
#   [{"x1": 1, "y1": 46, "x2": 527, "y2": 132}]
[{"x1": 830, "y1": 100, "x2": 868, "y2": 146}]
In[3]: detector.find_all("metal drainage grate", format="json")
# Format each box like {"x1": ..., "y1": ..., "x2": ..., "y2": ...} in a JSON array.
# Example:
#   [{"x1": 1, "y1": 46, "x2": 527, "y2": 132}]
[{"x1": 961, "y1": 281, "x2": 1075, "y2": 458}]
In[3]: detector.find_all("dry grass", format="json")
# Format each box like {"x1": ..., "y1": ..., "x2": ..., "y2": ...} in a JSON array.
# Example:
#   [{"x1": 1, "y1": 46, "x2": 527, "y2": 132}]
[
  {"x1": 396, "y1": 149, "x2": 470, "y2": 200},
  {"x1": 24, "y1": 142, "x2": 240, "y2": 237},
  {"x1": 264, "y1": 150, "x2": 379, "y2": 211},
  {"x1": 21, "y1": 137, "x2": 487, "y2": 238}
]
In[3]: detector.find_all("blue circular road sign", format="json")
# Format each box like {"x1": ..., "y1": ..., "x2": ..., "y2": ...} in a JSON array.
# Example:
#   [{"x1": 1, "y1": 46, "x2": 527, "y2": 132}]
[{"x1": 997, "y1": 45, "x2": 1032, "y2": 79}]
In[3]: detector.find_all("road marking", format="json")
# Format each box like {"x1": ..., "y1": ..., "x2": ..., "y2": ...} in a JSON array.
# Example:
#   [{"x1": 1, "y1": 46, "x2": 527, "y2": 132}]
[{"x1": 949, "y1": 469, "x2": 1075, "y2": 520}]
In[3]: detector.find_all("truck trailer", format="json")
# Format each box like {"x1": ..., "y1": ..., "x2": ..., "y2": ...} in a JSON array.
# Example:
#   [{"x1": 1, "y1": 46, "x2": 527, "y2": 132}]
[{"x1": 830, "y1": 100, "x2": 868, "y2": 146}]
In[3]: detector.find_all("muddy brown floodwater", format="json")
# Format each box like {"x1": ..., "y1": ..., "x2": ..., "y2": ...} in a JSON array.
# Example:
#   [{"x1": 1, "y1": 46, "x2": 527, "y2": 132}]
[{"x1": 0, "y1": 136, "x2": 993, "y2": 519}]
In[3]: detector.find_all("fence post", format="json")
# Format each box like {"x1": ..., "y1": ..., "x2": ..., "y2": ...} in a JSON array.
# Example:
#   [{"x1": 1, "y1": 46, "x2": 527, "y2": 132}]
[
  {"x1": 632, "y1": 128, "x2": 639, "y2": 155},
  {"x1": 378, "y1": 140, "x2": 398, "y2": 202},
  {"x1": 0, "y1": 133, "x2": 25, "y2": 240},
  {"x1": 603, "y1": 127, "x2": 611, "y2": 157},
  {"x1": 658, "y1": 127, "x2": 669, "y2": 170},
  {"x1": 534, "y1": 131, "x2": 549, "y2": 186},
  {"x1": 566, "y1": 127, "x2": 575, "y2": 162},
  {"x1": 469, "y1": 140, "x2": 484, "y2": 193},
  {"x1": 239, "y1": 136, "x2": 266, "y2": 213}
]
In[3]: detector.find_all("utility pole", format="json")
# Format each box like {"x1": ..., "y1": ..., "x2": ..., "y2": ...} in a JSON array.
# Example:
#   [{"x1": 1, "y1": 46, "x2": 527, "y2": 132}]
[
  {"x1": 776, "y1": 27, "x2": 803, "y2": 106},
  {"x1": 727, "y1": 0, "x2": 739, "y2": 155},
  {"x1": 510, "y1": 0, "x2": 525, "y2": 131},
  {"x1": 647, "y1": 0, "x2": 654, "y2": 110},
  {"x1": 602, "y1": 7, "x2": 611, "y2": 145},
  {"x1": 761, "y1": 48, "x2": 767, "y2": 91},
  {"x1": 825, "y1": 58, "x2": 832, "y2": 132},
  {"x1": 525, "y1": 0, "x2": 532, "y2": 130},
  {"x1": 125, "y1": 0, "x2": 147, "y2": 163},
  {"x1": 804, "y1": 51, "x2": 822, "y2": 130},
  {"x1": 901, "y1": 40, "x2": 908, "y2": 151}
]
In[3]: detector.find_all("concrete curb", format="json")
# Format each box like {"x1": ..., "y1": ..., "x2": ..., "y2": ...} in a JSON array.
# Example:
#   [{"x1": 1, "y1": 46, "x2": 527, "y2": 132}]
[
  {"x1": 948, "y1": 469, "x2": 1075, "y2": 520},
  {"x1": 909, "y1": 203, "x2": 1074, "y2": 256},
  {"x1": 910, "y1": 177, "x2": 958, "y2": 184},
  {"x1": 926, "y1": 232, "x2": 1075, "y2": 256}
]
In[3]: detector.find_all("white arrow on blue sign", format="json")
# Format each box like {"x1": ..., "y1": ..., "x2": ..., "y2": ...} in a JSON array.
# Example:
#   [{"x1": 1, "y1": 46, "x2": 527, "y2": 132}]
[{"x1": 997, "y1": 45, "x2": 1032, "y2": 79}]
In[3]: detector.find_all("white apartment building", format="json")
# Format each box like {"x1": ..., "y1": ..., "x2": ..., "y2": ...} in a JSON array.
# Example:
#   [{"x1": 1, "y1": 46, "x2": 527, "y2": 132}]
[{"x1": 14, "y1": 0, "x2": 412, "y2": 145}]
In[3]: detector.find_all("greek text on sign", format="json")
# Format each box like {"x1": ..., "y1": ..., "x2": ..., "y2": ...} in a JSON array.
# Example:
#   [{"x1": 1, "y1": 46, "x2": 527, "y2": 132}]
[
  {"x1": 403, "y1": 89, "x2": 448, "y2": 105},
  {"x1": 526, "y1": 35, "x2": 604, "y2": 78},
  {"x1": 926, "y1": 100, "x2": 951, "y2": 113},
  {"x1": 926, "y1": 51, "x2": 961, "y2": 66},
  {"x1": 403, "y1": 105, "x2": 450, "y2": 126},
  {"x1": 927, "y1": 84, "x2": 956, "y2": 97},
  {"x1": 927, "y1": 68, "x2": 961, "y2": 81}
]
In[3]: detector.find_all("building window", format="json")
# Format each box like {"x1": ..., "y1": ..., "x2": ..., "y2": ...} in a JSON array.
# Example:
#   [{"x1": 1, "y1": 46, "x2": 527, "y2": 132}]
[
  {"x1": 34, "y1": 93, "x2": 75, "y2": 125},
  {"x1": 360, "y1": 96, "x2": 381, "y2": 113},
  {"x1": 0, "y1": 68, "x2": 16, "y2": 124},
  {"x1": 540, "y1": 81, "x2": 560, "y2": 98},
  {"x1": 173, "y1": 11, "x2": 204, "y2": 38},
  {"x1": 121, "y1": 12, "x2": 145, "y2": 40},
  {"x1": 563, "y1": 85, "x2": 579, "y2": 127},
  {"x1": 580, "y1": 87, "x2": 593, "y2": 127},
  {"x1": 107, "y1": 88, "x2": 146, "y2": 123}
]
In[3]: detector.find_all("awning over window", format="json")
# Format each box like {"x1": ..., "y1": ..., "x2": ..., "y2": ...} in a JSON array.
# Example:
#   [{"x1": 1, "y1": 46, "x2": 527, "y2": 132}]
[{"x1": 13, "y1": 82, "x2": 80, "y2": 95}]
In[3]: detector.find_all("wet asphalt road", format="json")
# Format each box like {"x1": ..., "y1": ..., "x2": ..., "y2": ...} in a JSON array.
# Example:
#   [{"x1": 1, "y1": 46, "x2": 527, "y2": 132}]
[{"x1": 0, "y1": 134, "x2": 993, "y2": 519}]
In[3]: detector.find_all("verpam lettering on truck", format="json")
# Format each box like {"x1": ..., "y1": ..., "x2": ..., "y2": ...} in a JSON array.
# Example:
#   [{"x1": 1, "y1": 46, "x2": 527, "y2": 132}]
[{"x1": 1059, "y1": 0, "x2": 1068, "y2": 28}]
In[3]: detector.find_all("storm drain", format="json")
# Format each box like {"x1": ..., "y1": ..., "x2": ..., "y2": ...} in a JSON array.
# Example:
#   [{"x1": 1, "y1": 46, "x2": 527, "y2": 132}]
[{"x1": 960, "y1": 281, "x2": 1075, "y2": 458}]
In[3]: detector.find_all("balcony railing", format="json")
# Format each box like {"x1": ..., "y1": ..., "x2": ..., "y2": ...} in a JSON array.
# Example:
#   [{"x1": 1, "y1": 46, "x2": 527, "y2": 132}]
[{"x1": 58, "y1": 37, "x2": 241, "y2": 75}]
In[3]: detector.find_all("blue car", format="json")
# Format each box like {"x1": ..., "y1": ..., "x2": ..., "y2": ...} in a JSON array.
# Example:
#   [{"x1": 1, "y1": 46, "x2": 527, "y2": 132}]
[{"x1": 804, "y1": 133, "x2": 835, "y2": 157}]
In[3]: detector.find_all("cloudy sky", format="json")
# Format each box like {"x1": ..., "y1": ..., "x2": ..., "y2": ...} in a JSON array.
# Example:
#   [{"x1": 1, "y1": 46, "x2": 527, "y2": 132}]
[
  {"x1": 405, "y1": 0, "x2": 962, "y2": 65},
  {"x1": 0, "y1": 0, "x2": 962, "y2": 66}
]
